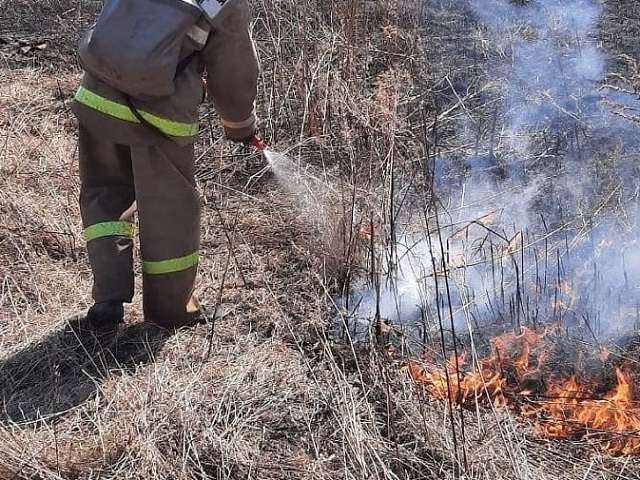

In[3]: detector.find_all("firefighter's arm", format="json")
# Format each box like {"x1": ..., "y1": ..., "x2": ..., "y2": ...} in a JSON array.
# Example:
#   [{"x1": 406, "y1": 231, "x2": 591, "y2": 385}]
[{"x1": 201, "y1": 0, "x2": 260, "y2": 142}]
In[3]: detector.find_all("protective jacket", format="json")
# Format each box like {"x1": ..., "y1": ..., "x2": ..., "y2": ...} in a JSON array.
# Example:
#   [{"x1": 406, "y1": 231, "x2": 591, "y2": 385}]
[
  {"x1": 73, "y1": 0, "x2": 260, "y2": 147},
  {"x1": 73, "y1": 0, "x2": 260, "y2": 327}
]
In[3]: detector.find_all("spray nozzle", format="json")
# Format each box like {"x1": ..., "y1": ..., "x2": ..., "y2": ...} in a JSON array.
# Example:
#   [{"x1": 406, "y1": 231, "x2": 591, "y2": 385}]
[{"x1": 252, "y1": 134, "x2": 267, "y2": 152}]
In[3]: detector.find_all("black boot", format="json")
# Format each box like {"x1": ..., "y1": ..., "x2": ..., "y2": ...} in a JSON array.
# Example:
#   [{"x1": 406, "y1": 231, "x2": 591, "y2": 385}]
[{"x1": 86, "y1": 300, "x2": 124, "y2": 330}]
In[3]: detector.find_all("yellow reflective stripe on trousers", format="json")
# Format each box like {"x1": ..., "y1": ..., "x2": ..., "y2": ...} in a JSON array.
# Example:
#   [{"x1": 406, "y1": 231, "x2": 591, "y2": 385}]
[
  {"x1": 75, "y1": 86, "x2": 199, "y2": 138},
  {"x1": 143, "y1": 252, "x2": 199, "y2": 275},
  {"x1": 84, "y1": 221, "x2": 135, "y2": 242}
]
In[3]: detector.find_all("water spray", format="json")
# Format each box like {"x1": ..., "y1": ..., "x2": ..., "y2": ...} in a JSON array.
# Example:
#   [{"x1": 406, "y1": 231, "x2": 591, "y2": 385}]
[
  {"x1": 248, "y1": 133, "x2": 286, "y2": 172},
  {"x1": 249, "y1": 133, "x2": 279, "y2": 168},
  {"x1": 246, "y1": 133, "x2": 332, "y2": 233},
  {"x1": 244, "y1": 133, "x2": 290, "y2": 187}
]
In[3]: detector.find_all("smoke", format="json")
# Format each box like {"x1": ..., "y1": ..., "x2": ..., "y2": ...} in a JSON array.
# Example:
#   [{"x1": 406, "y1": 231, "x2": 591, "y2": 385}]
[
  {"x1": 472, "y1": 0, "x2": 605, "y2": 133},
  {"x1": 337, "y1": 0, "x2": 640, "y2": 344}
]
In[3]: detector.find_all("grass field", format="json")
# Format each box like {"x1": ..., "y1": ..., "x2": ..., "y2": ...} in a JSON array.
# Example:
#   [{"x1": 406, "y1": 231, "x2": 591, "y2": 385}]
[{"x1": 2, "y1": 0, "x2": 640, "y2": 478}]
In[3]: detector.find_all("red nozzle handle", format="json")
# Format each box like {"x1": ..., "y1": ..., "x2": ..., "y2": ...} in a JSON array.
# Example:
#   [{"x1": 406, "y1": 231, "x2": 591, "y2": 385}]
[{"x1": 252, "y1": 135, "x2": 267, "y2": 152}]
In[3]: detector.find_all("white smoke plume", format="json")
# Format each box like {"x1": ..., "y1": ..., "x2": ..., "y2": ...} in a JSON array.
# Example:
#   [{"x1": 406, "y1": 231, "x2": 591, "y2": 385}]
[{"x1": 338, "y1": 0, "x2": 640, "y2": 344}]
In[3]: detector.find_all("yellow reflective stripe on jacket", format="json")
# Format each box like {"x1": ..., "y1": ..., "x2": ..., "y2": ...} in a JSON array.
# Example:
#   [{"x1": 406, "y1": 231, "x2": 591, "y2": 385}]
[
  {"x1": 75, "y1": 86, "x2": 199, "y2": 138},
  {"x1": 84, "y1": 221, "x2": 135, "y2": 242},
  {"x1": 142, "y1": 252, "x2": 198, "y2": 275}
]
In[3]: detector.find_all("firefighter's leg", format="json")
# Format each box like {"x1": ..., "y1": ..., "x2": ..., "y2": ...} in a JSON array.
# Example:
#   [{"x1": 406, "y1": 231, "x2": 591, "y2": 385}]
[
  {"x1": 130, "y1": 138, "x2": 201, "y2": 327},
  {"x1": 78, "y1": 124, "x2": 136, "y2": 305}
]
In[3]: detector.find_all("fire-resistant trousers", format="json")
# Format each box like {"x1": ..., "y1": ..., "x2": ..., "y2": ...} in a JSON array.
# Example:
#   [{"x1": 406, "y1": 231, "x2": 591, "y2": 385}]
[{"x1": 78, "y1": 124, "x2": 201, "y2": 327}]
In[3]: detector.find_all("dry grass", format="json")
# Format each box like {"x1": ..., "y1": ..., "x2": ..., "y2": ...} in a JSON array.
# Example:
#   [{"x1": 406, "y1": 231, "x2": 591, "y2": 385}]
[{"x1": 2, "y1": 0, "x2": 640, "y2": 479}]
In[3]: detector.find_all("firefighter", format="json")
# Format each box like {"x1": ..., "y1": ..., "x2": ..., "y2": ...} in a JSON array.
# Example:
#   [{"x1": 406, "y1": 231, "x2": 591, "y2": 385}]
[{"x1": 72, "y1": 0, "x2": 260, "y2": 329}]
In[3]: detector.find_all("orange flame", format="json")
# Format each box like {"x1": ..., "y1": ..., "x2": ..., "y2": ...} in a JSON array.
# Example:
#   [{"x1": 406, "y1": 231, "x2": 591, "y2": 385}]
[{"x1": 407, "y1": 327, "x2": 640, "y2": 456}]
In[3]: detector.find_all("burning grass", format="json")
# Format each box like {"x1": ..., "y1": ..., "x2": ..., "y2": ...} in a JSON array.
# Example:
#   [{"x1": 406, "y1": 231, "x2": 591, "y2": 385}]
[{"x1": 407, "y1": 325, "x2": 640, "y2": 456}]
